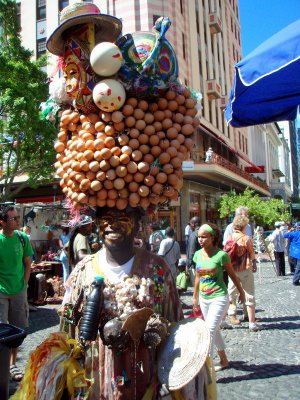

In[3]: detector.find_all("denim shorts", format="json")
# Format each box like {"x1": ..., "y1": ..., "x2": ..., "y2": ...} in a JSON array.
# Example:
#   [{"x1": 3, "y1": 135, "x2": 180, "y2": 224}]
[{"x1": 0, "y1": 288, "x2": 28, "y2": 328}]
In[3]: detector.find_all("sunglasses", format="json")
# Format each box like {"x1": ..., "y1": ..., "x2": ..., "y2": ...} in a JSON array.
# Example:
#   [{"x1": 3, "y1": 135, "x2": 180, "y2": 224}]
[{"x1": 7, "y1": 216, "x2": 20, "y2": 222}]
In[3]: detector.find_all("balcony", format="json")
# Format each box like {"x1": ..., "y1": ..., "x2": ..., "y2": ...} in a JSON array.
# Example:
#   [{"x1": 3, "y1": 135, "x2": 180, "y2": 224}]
[
  {"x1": 217, "y1": 95, "x2": 228, "y2": 109},
  {"x1": 209, "y1": 12, "x2": 222, "y2": 34},
  {"x1": 272, "y1": 168, "x2": 285, "y2": 178},
  {"x1": 185, "y1": 151, "x2": 270, "y2": 195},
  {"x1": 206, "y1": 79, "x2": 221, "y2": 100}
]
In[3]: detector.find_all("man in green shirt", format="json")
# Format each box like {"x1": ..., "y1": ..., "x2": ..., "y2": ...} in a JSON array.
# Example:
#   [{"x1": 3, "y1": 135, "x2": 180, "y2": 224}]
[{"x1": 0, "y1": 206, "x2": 33, "y2": 381}]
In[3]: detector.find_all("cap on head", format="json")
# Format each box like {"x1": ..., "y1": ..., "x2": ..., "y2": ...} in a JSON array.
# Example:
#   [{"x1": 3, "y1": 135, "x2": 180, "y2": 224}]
[
  {"x1": 178, "y1": 258, "x2": 187, "y2": 267},
  {"x1": 78, "y1": 215, "x2": 93, "y2": 226},
  {"x1": 274, "y1": 221, "x2": 282, "y2": 227}
]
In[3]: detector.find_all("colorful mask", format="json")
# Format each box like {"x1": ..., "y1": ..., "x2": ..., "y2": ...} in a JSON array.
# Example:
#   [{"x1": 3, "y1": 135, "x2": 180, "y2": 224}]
[{"x1": 62, "y1": 24, "x2": 98, "y2": 113}]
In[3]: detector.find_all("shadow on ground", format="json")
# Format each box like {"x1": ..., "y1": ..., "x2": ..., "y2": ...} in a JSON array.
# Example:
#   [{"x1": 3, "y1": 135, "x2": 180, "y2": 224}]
[
  {"x1": 27, "y1": 306, "x2": 60, "y2": 334},
  {"x1": 217, "y1": 361, "x2": 300, "y2": 383}
]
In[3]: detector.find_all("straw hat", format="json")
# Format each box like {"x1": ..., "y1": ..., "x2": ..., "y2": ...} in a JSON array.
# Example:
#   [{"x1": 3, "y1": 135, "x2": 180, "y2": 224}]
[
  {"x1": 157, "y1": 318, "x2": 210, "y2": 390},
  {"x1": 46, "y1": 2, "x2": 122, "y2": 56}
]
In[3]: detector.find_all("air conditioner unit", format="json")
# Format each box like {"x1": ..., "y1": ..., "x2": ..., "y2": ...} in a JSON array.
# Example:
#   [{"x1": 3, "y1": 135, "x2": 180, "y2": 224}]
[
  {"x1": 217, "y1": 95, "x2": 228, "y2": 109},
  {"x1": 209, "y1": 12, "x2": 222, "y2": 34},
  {"x1": 206, "y1": 79, "x2": 221, "y2": 100}
]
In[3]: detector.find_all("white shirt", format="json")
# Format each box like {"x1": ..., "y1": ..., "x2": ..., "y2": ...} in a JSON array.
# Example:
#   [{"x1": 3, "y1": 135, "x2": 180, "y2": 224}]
[
  {"x1": 269, "y1": 229, "x2": 285, "y2": 252},
  {"x1": 185, "y1": 224, "x2": 192, "y2": 237},
  {"x1": 158, "y1": 238, "x2": 181, "y2": 277},
  {"x1": 97, "y1": 248, "x2": 134, "y2": 283}
]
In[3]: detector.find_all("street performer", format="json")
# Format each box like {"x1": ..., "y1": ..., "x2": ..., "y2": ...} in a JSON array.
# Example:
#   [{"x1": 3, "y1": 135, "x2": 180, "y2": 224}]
[{"x1": 12, "y1": 3, "x2": 213, "y2": 399}]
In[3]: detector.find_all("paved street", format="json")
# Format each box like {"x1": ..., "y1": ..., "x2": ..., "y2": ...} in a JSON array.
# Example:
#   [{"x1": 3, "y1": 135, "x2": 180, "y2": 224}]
[{"x1": 9, "y1": 258, "x2": 300, "y2": 399}]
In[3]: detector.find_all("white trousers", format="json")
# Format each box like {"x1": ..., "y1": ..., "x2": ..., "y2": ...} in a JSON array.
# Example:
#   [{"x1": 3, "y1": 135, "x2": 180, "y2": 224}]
[{"x1": 199, "y1": 295, "x2": 229, "y2": 356}]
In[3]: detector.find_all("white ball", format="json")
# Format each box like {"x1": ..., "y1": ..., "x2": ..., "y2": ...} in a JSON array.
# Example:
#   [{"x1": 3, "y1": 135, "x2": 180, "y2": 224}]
[
  {"x1": 90, "y1": 42, "x2": 123, "y2": 76},
  {"x1": 93, "y1": 79, "x2": 126, "y2": 112}
]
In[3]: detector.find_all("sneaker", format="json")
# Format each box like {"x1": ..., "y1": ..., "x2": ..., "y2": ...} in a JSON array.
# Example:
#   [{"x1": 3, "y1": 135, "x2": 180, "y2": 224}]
[
  {"x1": 249, "y1": 322, "x2": 262, "y2": 332},
  {"x1": 229, "y1": 315, "x2": 241, "y2": 325},
  {"x1": 220, "y1": 320, "x2": 233, "y2": 329}
]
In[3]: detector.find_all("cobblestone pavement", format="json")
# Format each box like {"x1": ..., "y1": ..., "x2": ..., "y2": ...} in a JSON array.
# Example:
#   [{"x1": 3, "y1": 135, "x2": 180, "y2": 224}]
[
  {"x1": 181, "y1": 258, "x2": 300, "y2": 400},
  {"x1": 9, "y1": 258, "x2": 300, "y2": 399}
]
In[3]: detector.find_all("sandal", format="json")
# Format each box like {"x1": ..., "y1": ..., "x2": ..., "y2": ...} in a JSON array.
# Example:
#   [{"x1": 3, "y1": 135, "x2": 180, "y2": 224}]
[
  {"x1": 10, "y1": 364, "x2": 24, "y2": 381},
  {"x1": 215, "y1": 363, "x2": 230, "y2": 372}
]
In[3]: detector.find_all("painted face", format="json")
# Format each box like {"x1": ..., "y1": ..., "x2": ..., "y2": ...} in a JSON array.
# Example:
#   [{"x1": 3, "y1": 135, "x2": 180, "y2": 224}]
[
  {"x1": 92, "y1": 79, "x2": 126, "y2": 112},
  {"x1": 197, "y1": 229, "x2": 214, "y2": 248},
  {"x1": 98, "y1": 210, "x2": 137, "y2": 249}
]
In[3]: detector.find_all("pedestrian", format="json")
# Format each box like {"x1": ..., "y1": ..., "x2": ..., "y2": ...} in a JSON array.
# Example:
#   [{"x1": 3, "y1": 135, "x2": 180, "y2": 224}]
[
  {"x1": 225, "y1": 215, "x2": 261, "y2": 330},
  {"x1": 184, "y1": 222, "x2": 192, "y2": 254},
  {"x1": 158, "y1": 227, "x2": 181, "y2": 278},
  {"x1": 176, "y1": 258, "x2": 190, "y2": 294},
  {"x1": 284, "y1": 223, "x2": 300, "y2": 286},
  {"x1": 148, "y1": 223, "x2": 164, "y2": 254},
  {"x1": 192, "y1": 223, "x2": 245, "y2": 371},
  {"x1": 268, "y1": 221, "x2": 286, "y2": 276},
  {"x1": 222, "y1": 206, "x2": 252, "y2": 323},
  {"x1": 186, "y1": 216, "x2": 201, "y2": 285},
  {"x1": 68, "y1": 215, "x2": 93, "y2": 270},
  {"x1": 20, "y1": 207, "x2": 211, "y2": 398},
  {"x1": 205, "y1": 147, "x2": 214, "y2": 163},
  {"x1": 0, "y1": 206, "x2": 34, "y2": 381},
  {"x1": 223, "y1": 206, "x2": 252, "y2": 245},
  {"x1": 286, "y1": 222, "x2": 299, "y2": 274},
  {"x1": 58, "y1": 227, "x2": 71, "y2": 282}
]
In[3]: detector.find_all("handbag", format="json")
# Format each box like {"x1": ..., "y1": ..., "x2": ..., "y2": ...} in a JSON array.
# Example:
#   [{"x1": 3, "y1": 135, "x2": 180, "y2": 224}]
[{"x1": 188, "y1": 308, "x2": 204, "y2": 320}]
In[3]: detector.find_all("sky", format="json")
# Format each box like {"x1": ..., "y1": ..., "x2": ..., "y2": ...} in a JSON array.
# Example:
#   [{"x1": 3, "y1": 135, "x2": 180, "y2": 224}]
[{"x1": 239, "y1": 0, "x2": 300, "y2": 57}]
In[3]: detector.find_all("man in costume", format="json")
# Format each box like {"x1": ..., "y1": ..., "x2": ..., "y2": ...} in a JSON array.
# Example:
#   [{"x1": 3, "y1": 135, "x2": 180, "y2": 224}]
[
  {"x1": 62, "y1": 206, "x2": 212, "y2": 399},
  {"x1": 11, "y1": 4, "x2": 214, "y2": 399}
]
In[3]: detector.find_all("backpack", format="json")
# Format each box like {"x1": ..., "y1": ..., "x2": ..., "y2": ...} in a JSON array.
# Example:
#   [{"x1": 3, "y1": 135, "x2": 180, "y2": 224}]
[
  {"x1": 151, "y1": 230, "x2": 164, "y2": 252},
  {"x1": 223, "y1": 235, "x2": 246, "y2": 267}
]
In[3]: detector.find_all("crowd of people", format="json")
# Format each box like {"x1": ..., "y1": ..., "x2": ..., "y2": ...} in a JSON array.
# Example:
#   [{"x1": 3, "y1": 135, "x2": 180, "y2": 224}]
[{"x1": 1, "y1": 202, "x2": 300, "y2": 399}]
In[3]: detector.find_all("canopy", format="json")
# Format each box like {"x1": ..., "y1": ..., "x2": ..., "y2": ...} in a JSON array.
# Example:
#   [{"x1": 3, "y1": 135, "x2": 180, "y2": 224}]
[{"x1": 225, "y1": 19, "x2": 300, "y2": 127}]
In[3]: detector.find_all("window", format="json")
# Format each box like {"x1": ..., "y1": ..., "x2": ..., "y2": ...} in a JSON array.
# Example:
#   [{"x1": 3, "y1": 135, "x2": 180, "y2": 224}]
[
  {"x1": 16, "y1": 2, "x2": 21, "y2": 29},
  {"x1": 180, "y1": 0, "x2": 184, "y2": 14},
  {"x1": 37, "y1": 38, "x2": 46, "y2": 58},
  {"x1": 37, "y1": 0, "x2": 46, "y2": 20},
  {"x1": 196, "y1": 10, "x2": 200, "y2": 34},
  {"x1": 238, "y1": 131, "x2": 241, "y2": 149},
  {"x1": 182, "y1": 32, "x2": 186, "y2": 59},
  {"x1": 59, "y1": 0, "x2": 69, "y2": 11},
  {"x1": 198, "y1": 50, "x2": 202, "y2": 77}
]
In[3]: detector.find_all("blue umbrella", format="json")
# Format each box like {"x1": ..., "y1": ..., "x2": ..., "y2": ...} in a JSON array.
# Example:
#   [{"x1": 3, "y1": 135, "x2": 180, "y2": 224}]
[{"x1": 225, "y1": 19, "x2": 300, "y2": 127}]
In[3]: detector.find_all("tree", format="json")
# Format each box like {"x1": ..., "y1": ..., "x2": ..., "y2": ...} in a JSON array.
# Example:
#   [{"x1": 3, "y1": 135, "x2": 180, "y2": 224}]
[
  {"x1": 0, "y1": 0, "x2": 56, "y2": 201},
  {"x1": 217, "y1": 188, "x2": 290, "y2": 226}
]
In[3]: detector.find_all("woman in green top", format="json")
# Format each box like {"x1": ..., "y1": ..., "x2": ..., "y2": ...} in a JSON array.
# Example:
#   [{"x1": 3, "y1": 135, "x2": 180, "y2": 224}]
[{"x1": 192, "y1": 223, "x2": 245, "y2": 371}]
